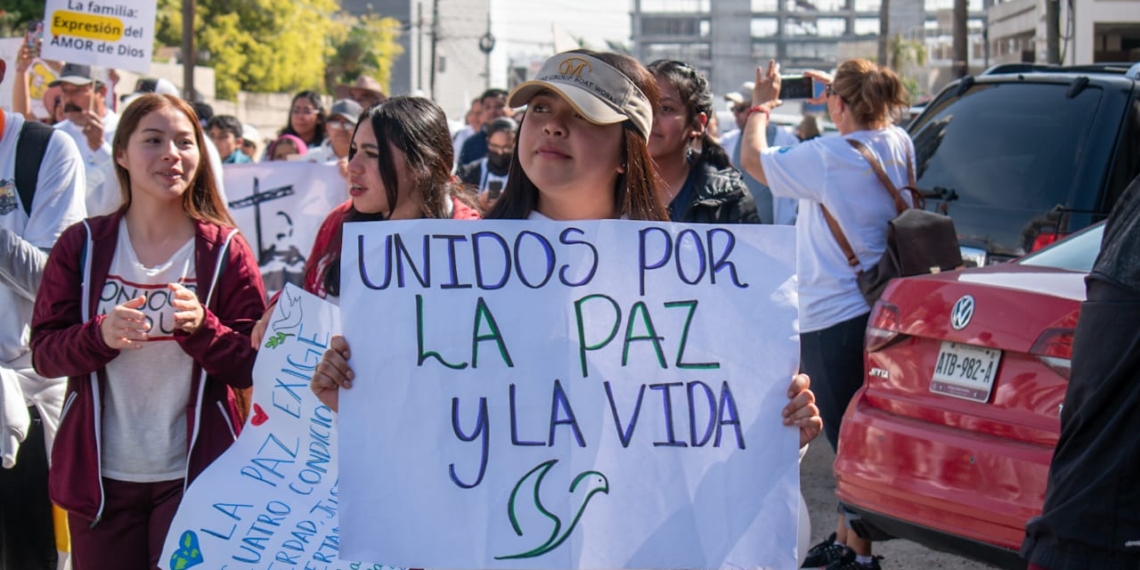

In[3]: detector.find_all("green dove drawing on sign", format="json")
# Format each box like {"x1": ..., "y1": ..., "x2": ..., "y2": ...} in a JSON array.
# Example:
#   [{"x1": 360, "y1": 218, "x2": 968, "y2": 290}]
[{"x1": 496, "y1": 459, "x2": 610, "y2": 560}]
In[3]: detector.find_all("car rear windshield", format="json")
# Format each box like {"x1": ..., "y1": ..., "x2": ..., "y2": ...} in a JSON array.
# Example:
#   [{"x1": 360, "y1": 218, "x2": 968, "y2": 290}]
[
  {"x1": 1018, "y1": 223, "x2": 1104, "y2": 273},
  {"x1": 910, "y1": 82, "x2": 1103, "y2": 256}
]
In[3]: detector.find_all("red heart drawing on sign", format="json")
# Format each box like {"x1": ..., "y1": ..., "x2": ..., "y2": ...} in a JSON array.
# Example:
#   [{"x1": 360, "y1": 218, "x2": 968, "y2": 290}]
[{"x1": 251, "y1": 403, "x2": 269, "y2": 426}]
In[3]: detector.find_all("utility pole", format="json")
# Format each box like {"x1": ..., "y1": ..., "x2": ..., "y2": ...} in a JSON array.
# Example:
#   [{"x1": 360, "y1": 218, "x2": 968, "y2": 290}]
[
  {"x1": 1045, "y1": 0, "x2": 1061, "y2": 63},
  {"x1": 952, "y1": 0, "x2": 968, "y2": 78},
  {"x1": 430, "y1": 0, "x2": 440, "y2": 100},
  {"x1": 417, "y1": 1, "x2": 424, "y2": 91},
  {"x1": 182, "y1": 0, "x2": 196, "y2": 100},
  {"x1": 878, "y1": 0, "x2": 891, "y2": 67}
]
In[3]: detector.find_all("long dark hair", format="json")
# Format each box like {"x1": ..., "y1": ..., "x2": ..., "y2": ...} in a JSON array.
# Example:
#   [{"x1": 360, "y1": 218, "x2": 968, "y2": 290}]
[
  {"x1": 305, "y1": 96, "x2": 471, "y2": 296},
  {"x1": 113, "y1": 94, "x2": 234, "y2": 227},
  {"x1": 646, "y1": 59, "x2": 732, "y2": 170},
  {"x1": 280, "y1": 90, "x2": 327, "y2": 147},
  {"x1": 487, "y1": 50, "x2": 667, "y2": 222}
]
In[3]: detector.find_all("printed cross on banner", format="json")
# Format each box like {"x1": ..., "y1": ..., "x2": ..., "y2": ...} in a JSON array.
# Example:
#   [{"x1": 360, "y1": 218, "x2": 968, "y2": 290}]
[{"x1": 227, "y1": 177, "x2": 295, "y2": 265}]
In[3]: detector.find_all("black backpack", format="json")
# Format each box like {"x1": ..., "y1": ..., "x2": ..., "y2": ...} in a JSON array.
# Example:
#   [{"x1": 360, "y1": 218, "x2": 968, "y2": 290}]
[{"x1": 13, "y1": 120, "x2": 55, "y2": 216}]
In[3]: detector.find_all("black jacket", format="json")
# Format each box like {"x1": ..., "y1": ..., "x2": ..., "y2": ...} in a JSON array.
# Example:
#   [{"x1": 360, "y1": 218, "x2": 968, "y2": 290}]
[
  {"x1": 673, "y1": 160, "x2": 761, "y2": 224},
  {"x1": 1021, "y1": 174, "x2": 1140, "y2": 569}
]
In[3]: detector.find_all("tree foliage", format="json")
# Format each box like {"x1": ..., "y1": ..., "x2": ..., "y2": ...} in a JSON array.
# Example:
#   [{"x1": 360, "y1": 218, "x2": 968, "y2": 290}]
[
  {"x1": 889, "y1": 34, "x2": 929, "y2": 99},
  {"x1": 0, "y1": 0, "x2": 47, "y2": 37},
  {"x1": 323, "y1": 14, "x2": 404, "y2": 95},
  {"x1": 155, "y1": 0, "x2": 401, "y2": 100}
]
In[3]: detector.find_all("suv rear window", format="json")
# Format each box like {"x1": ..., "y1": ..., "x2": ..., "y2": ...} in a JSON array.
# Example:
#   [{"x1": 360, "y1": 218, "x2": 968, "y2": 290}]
[
  {"x1": 1018, "y1": 223, "x2": 1104, "y2": 273},
  {"x1": 910, "y1": 82, "x2": 1103, "y2": 258}
]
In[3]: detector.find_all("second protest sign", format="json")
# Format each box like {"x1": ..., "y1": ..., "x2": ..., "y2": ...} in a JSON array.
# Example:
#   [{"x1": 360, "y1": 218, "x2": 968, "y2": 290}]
[{"x1": 338, "y1": 219, "x2": 801, "y2": 570}]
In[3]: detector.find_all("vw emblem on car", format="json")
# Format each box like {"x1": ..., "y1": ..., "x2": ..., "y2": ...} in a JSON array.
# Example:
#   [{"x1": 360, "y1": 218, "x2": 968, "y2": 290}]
[{"x1": 950, "y1": 295, "x2": 975, "y2": 330}]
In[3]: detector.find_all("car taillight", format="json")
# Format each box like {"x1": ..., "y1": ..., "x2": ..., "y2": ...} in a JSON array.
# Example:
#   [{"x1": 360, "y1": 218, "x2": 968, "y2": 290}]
[
  {"x1": 865, "y1": 301, "x2": 901, "y2": 352},
  {"x1": 1030, "y1": 328, "x2": 1074, "y2": 380},
  {"x1": 1030, "y1": 231, "x2": 1067, "y2": 252}
]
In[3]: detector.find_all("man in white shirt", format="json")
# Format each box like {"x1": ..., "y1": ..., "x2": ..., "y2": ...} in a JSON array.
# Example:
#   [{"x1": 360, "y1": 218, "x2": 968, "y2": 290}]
[
  {"x1": 0, "y1": 58, "x2": 88, "y2": 570},
  {"x1": 50, "y1": 62, "x2": 120, "y2": 217},
  {"x1": 721, "y1": 82, "x2": 798, "y2": 225}
]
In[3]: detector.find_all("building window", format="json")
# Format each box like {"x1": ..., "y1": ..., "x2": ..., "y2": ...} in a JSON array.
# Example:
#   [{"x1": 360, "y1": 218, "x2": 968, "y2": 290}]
[
  {"x1": 818, "y1": 18, "x2": 847, "y2": 37},
  {"x1": 785, "y1": 0, "x2": 849, "y2": 11},
  {"x1": 642, "y1": 17, "x2": 704, "y2": 36},
  {"x1": 751, "y1": 18, "x2": 779, "y2": 38},
  {"x1": 752, "y1": 42, "x2": 779, "y2": 59},
  {"x1": 854, "y1": 18, "x2": 879, "y2": 35},
  {"x1": 751, "y1": 0, "x2": 778, "y2": 11},
  {"x1": 640, "y1": 0, "x2": 711, "y2": 12},
  {"x1": 853, "y1": 0, "x2": 880, "y2": 12},
  {"x1": 926, "y1": 0, "x2": 983, "y2": 10},
  {"x1": 644, "y1": 42, "x2": 712, "y2": 61},
  {"x1": 786, "y1": 42, "x2": 839, "y2": 59}
]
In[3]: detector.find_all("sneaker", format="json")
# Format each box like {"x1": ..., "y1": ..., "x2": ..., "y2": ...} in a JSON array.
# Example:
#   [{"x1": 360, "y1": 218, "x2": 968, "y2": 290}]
[
  {"x1": 801, "y1": 532, "x2": 852, "y2": 568},
  {"x1": 824, "y1": 554, "x2": 884, "y2": 570}
]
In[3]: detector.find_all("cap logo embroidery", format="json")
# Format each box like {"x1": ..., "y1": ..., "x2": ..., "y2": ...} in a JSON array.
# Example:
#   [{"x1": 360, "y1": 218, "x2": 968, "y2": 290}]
[{"x1": 558, "y1": 57, "x2": 593, "y2": 79}]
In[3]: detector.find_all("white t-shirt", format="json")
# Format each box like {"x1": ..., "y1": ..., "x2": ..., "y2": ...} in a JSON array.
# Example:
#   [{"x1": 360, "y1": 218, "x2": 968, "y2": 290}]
[
  {"x1": 55, "y1": 109, "x2": 121, "y2": 217},
  {"x1": 0, "y1": 112, "x2": 87, "y2": 363},
  {"x1": 760, "y1": 126, "x2": 915, "y2": 333},
  {"x1": 99, "y1": 220, "x2": 197, "y2": 482}
]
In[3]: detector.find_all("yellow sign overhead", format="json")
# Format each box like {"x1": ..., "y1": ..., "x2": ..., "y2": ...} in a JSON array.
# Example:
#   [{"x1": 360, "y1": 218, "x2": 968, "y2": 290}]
[{"x1": 50, "y1": 10, "x2": 124, "y2": 42}]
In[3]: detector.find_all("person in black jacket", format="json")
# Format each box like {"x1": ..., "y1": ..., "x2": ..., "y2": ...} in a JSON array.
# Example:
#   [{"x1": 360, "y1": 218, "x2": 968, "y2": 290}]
[
  {"x1": 1021, "y1": 173, "x2": 1140, "y2": 570},
  {"x1": 645, "y1": 60, "x2": 760, "y2": 224}
]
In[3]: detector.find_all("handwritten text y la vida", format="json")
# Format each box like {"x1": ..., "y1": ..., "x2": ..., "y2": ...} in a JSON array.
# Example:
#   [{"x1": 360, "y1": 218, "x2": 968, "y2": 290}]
[{"x1": 354, "y1": 224, "x2": 755, "y2": 490}]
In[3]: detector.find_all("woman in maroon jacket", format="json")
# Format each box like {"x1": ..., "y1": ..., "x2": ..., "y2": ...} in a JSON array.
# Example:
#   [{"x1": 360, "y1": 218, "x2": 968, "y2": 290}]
[{"x1": 30, "y1": 93, "x2": 266, "y2": 570}]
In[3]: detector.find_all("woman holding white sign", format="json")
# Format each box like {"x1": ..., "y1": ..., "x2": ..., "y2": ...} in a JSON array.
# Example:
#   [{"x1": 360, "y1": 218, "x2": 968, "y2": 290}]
[
  {"x1": 30, "y1": 94, "x2": 267, "y2": 570},
  {"x1": 740, "y1": 59, "x2": 913, "y2": 570},
  {"x1": 312, "y1": 51, "x2": 822, "y2": 445}
]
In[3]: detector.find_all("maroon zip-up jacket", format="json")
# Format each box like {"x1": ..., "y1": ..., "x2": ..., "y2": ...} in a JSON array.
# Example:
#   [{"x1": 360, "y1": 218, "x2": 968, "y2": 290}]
[{"x1": 30, "y1": 211, "x2": 266, "y2": 525}]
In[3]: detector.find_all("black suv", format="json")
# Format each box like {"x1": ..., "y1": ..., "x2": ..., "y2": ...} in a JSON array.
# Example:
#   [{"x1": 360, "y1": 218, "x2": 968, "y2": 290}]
[{"x1": 907, "y1": 62, "x2": 1140, "y2": 265}]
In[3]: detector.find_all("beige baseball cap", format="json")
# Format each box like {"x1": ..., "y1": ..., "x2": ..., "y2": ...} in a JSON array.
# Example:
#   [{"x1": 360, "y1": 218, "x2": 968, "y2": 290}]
[{"x1": 508, "y1": 52, "x2": 653, "y2": 139}]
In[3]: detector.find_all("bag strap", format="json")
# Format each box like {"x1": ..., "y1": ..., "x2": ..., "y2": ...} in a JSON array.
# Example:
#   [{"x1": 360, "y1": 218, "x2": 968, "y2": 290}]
[
  {"x1": 820, "y1": 137, "x2": 917, "y2": 271},
  {"x1": 847, "y1": 138, "x2": 910, "y2": 214},
  {"x1": 14, "y1": 121, "x2": 55, "y2": 217}
]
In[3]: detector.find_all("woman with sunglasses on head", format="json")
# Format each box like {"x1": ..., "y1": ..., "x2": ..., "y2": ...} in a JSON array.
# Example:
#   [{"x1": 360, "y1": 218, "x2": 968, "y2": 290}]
[
  {"x1": 646, "y1": 59, "x2": 759, "y2": 224},
  {"x1": 740, "y1": 59, "x2": 912, "y2": 570},
  {"x1": 30, "y1": 94, "x2": 266, "y2": 570},
  {"x1": 250, "y1": 96, "x2": 481, "y2": 345}
]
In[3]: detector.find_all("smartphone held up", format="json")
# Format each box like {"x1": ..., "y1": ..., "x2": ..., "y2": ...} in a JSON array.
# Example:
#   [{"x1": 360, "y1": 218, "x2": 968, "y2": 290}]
[
  {"x1": 25, "y1": 20, "x2": 44, "y2": 59},
  {"x1": 779, "y1": 76, "x2": 825, "y2": 100}
]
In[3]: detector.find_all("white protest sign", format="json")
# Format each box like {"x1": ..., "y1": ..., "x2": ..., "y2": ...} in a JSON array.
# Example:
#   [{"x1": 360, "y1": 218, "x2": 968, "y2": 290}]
[
  {"x1": 224, "y1": 162, "x2": 348, "y2": 297},
  {"x1": 159, "y1": 284, "x2": 396, "y2": 570},
  {"x1": 0, "y1": 39, "x2": 22, "y2": 112},
  {"x1": 41, "y1": 0, "x2": 157, "y2": 73},
  {"x1": 338, "y1": 220, "x2": 801, "y2": 569}
]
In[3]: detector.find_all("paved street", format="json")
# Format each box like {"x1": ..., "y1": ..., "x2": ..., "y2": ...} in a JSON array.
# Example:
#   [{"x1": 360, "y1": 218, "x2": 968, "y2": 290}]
[{"x1": 801, "y1": 442, "x2": 995, "y2": 569}]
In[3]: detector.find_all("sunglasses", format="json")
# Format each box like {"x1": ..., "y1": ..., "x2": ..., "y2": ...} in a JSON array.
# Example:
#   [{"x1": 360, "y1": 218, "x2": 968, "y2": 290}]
[{"x1": 326, "y1": 120, "x2": 354, "y2": 131}]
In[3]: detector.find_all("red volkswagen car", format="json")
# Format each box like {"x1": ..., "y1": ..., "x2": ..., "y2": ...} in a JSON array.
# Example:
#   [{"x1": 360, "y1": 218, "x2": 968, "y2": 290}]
[{"x1": 834, "y1": 223, "x2": 1105, "y2": 569}]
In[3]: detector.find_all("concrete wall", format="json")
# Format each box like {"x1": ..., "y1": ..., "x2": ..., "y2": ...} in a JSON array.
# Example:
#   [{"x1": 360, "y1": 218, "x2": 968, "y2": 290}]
[{"x1": 1071, "y1": 0, "x2": 1139, "y2": 64}]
